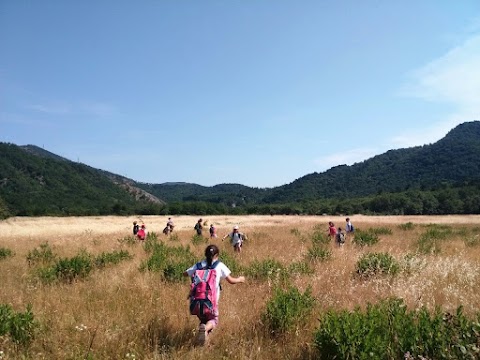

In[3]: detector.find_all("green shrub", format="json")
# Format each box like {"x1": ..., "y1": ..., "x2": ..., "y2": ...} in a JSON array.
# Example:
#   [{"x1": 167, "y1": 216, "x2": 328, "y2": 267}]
[
  {"x1": 54, "y1": 250, "x2": 93, "y2": 283},
  {"x1": 246, "y1": 259, "x2": 286, "y2": 282},
  {"x1": 0, "y1": 304, "x2": 37, "y2": 347},
  {"x1": 140, "y1": 242, "x2": 196, "y2": 282},
  {"x1": 26, "y1": 242, "x2": 56, "y2": 265},
  {"x1": 262, "y1": 286, "x2": 315, "y2": 335},
  {"x1": 306, "y1": 245, "x2": 332, "y2": 262},
  {"x1": 0, "y1": 247, "x2": 14, "y2": 260},
  {"x1": 314, "y1": 298, "x2": 480, "y2": 359},
  {"x1": 464, "y1": 234, "x2": 480, "y2": 247},
  {"x1": 416, "y1": 226, "x2": 452, "y2": 254},
  {"x1": 311, "y1": 230, "x2": 330, "y2": 246},
  {"x1": 191, "y1": 234, "x2": 207, "y2": 245},
  {"x1": 355, "y1": 252, "x2": 399, "y2": 278},
  {"x1": 219, "y1": 251, "x2": 243, "y2": 275},
  {"x1": 398, "y1": 222, "x2": 415, "y2": 231},
  {"x1": 117, "y1": 235, "x2": 137, "y2": 246},
  {"x1": 169, "y1": 233, "x2": 180, "y2": 242},
  {"x1": 352, "y1": 230, "x2": 380, "y2": 247},
  {"x1": 288, "y1": 260, "x2": 313, "y2": 275},
  {"x1": 369, "y1": 227, "x2": 393, "y2": 235},
  {"x1": 95, "y1": 250, "x2": 132, "y2": 268}
]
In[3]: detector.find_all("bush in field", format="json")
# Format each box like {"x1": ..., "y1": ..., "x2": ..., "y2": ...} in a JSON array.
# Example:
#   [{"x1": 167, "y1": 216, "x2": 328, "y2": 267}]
[
  {"x1": 219, "y1": 251, "x2": 243, "y2": 275},
  {"x1": 398, "y1": 222, "x2": 415, "y2": 230},
  {"x1": 314, "y1": 298, "x2": 480, "y2": 359},
  {"x1": 117, "y1": 235, "x2": 137, "y2": 246},
  {"x1": 262, "y1": 286, "x2": 315, "y2": 335},
  {"x1": 140, "y1": 242, "x2": 196, "y2": 282},
  {"x1": 290, "y1": 227, "x2": 301, "y2": 237},
  {"x1": 0, "y1": 247, "x2": 14, "y2": 260},
  {"x1": 0, "y1": 304, "x2": 37, "y2": 347},
  {"x1": 306, "y1": 245, "x2": 332, "y2": 262},
  {"x1": 355, "y1": 252, "x2": 399, "y2": 278},
  {"x1": 26, "y1": 242, "x2": 56, "y2": 265},
  {"x1": 169, "y1": 233, "x2": 180, "y2": 242},
  {"x1": 95, "y1": 250, "x2": 132, "y2": 268},
  {"x1": 246, "y1": 258, "x2": 286, "y2": 282},
  {"x1": 311, "y1": 228, "x2": 330, "y2": 246},
  {"x1": 369, "y1": 227, "x2": 392, "y2": 235},
  {"x1": 352, "y1": 230, "x2": 380, "y2": 247},
  {"x1": 191, "y1": 234, "x2": 208, "y2": 245},
  {"x1": 54, "y1": 250, "x2": 93, "y2": 283},
  {"x1": 287, "y1": 260, "x2": 313, "y2": 275},
  {"x1": 464, "y1": 234, "x2": 480, "y2": 247},
  {"x1": 416, "y1": 225, "x2": 452, "y2": 254}
]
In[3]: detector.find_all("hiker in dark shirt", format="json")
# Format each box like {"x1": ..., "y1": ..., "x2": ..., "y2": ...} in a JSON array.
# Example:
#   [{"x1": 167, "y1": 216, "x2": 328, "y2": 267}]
[{"x1": 194, "y1": 218, "x2": 203, "y2": 236}]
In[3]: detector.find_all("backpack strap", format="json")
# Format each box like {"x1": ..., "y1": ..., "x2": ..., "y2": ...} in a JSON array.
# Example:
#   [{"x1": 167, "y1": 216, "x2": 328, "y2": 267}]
[{"x1": 209, "y1": 260, "x2": 219, "y2": 269}]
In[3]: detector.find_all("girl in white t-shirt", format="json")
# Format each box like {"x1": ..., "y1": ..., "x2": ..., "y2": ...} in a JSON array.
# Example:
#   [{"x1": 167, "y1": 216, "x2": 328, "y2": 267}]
[{"x1": 184, "y1": 245, "x2": 245, "y2": 346}]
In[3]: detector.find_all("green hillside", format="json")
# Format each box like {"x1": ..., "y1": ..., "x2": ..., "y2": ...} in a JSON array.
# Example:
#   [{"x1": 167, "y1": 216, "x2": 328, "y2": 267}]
[
  {"x1": 0, "y1": 143, "x2": 162, "y2": 217},
  {"x1": 1, "y1": 121, "x2": 479, "y2": 218},
  {"x1": 262, "y1": 121, "x2": 480, "y2": 203}
]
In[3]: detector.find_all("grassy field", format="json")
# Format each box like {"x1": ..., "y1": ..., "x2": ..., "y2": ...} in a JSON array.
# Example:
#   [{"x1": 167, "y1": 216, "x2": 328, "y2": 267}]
[{"x1": 0, "y1": 215, "x2": 479, "y2": 359}]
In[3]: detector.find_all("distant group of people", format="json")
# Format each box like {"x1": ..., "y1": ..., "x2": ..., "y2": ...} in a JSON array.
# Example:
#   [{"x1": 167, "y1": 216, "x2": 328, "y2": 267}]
[
  {"x1": 194, "y1": 218, "x2": 244, "y2": 253},
  {"x1": 132, "y1": 221, "x2": 148, "y2": 241},
  {"x1": 328, "y1": 217, "x2": 355, "y2": 246}
]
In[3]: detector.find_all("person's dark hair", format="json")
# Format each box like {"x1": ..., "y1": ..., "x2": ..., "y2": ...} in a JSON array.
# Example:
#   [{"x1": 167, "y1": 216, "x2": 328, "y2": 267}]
[{"x1": 205, "y1": 244, "x2": 219, "y2": 267}]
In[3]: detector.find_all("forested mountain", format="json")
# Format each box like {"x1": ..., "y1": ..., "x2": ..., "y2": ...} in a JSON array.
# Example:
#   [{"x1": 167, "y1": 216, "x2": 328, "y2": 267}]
[
  {"x1": 0, "y1": 121, "x2": 479, "y2": 218},
  {"x1": 0, "y1": 143, "x2": 163, "y2": 217},
  {"x1": 261, "y1": 121, "x2": 480, "y2": 203}
]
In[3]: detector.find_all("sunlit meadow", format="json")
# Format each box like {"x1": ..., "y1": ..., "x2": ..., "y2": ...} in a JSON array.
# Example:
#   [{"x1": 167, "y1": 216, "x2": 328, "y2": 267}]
[{"x1": 0, "y1": 215, "x2": 479, "y2": 359}]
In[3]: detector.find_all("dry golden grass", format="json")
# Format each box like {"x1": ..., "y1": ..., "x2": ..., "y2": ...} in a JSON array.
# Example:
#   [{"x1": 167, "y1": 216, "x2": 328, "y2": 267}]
[{"x1": 0, "y1": 215, "x2": 479, "y2": 359}]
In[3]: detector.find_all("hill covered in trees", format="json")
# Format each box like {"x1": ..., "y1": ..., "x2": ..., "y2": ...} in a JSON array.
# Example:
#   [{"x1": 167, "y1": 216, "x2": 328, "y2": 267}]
[{"x1": 1, "y1": 121, "x2": 479, "y2": 218}]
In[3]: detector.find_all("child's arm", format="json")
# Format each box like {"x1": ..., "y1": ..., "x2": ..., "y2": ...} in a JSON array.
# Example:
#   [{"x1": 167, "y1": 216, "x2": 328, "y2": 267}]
[{"x1": 225, "y1": 275, "x2": 245, "y2": 284}]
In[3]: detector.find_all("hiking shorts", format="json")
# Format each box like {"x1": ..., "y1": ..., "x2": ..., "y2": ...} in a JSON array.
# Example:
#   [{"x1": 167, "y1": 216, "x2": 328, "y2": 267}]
[{"x1": 199, "y1": 312, "x2": 219, "y2": 328}]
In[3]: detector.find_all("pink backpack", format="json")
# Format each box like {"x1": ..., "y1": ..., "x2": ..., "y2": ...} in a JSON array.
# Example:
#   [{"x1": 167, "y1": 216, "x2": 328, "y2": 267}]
[
  {"x1": 137, "y1": 228, "x2": 145, "y2": 240},
  {"x1": 189, "y1": 261, "x2": 219, "y2": 320}
]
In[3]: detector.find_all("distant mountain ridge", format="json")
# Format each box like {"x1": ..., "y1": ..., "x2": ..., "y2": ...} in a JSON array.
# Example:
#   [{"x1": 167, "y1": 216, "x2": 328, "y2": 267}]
[{"x1": 0, "y1": 120, "x2": 479, "y2": 217}]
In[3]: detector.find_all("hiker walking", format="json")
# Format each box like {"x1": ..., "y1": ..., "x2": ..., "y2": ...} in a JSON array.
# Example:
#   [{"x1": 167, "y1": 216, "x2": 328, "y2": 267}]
[
  {"x1": 209, "y1": 224, "x2": 217, "y2": 239},
  {"x1": 335, "y1": 227, "x2": 346, "y2": 247},
  {"x1": 194, "y1": 219, "x2": 203, "y2": 236},
  {"x1": 163, "y1": 217, "x2": 175, "y2": 235},
  {"x1": 132, "y1": 221, "x2": 139, "y2": 236},
  {"x1": 328, "y1": 221, "x2": 337, "y2": 240},
  {"x1": 222, "y1": 225, "x2": 244, "y2": 253},
  {"x1": 184, "y1": 245, "x2": 245, "y2": 346},
  {"x1": 345, "y1": 217, "x2": 355, "y2": 239}
]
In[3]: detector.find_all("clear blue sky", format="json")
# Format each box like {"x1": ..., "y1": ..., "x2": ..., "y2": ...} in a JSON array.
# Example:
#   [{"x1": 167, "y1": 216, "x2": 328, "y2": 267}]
[{"x1": 1, "y1": 1, "x2": 479, "y2": 188}]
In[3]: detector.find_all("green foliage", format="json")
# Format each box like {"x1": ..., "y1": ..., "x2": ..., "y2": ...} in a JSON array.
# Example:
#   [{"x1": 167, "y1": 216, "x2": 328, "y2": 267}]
[
  {"x1": 117, "y1": 235, "x2": 137, "y2": 246},
  {"x1": 314, "y1": 298, "x2": 480, "y2": 359},
  {"x1": 53, "y1": 250, "x2": 93, "y2": 283},
  {"x1": 355, "y1": 252, "x2": 399, "y2": 278},
  {"x1": 191, "y1": 234, "x2": 208, "y2": 245},
  {"x1": 262, "y1": 286, "x2": 315, "y2": 335},
  {"x1": 416, "y1": 225, "x2": 452, "y2": 254},
  {"x1": 26, "y1": 242, "x2": 56, "y2": 265},
  {"x1": 0, "y1": 143, "x2": 162, "y2": 217},
  {"x1": 464, "y1": 234, "x2": 480, "y2": 247},
  {"x1": 94, "y1": 250, "x2": 132, "y2": 268},
  {"x1": 140, "y1": 242, "x2": 196, "y2": 283},
  {"x1": 246, "y1": 259, "x2": 286, "y2": 282},
  {"x1": 0, "y1": 304, "x2": 37, "y2": 347},
  {"x1": 287, "y1": 260, "x2": 313, "y2": 275},
  {"x1": 352, "y1": 230, "x2": 380, "y2": 247},
  {"x1": 369, "y1": 227, "x2": 392, "y2": 235},
  {"x1": 398, "y1": 222, "x2": 415, "y2": 230},
  {"x1": 169, "y1": 233, "x2": 180, "y2": 242},
  {"x1": 219, "y1": 251, "x2": 243, "y2": 275},
  {"x1": 0, "y1": 247, "x2": 14, "y2": 260},
  {"x1": 306, "y1": 245, "x2": 332, "y2": 262}
]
